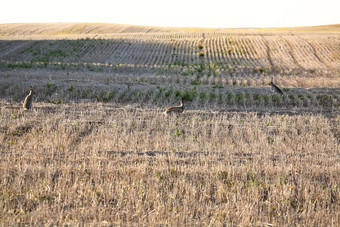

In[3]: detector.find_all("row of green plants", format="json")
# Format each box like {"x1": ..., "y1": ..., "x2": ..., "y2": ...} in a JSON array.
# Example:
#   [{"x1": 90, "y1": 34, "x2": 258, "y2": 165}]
[
  {"x1": 0, "y1": 61, "x2": 105, "y2": 72},
  {"x1": 2, "y1": 82, "x2": 337, "y2": 108},
  {"x1": 43, "y1": 84, "x2": 338, "y2": 108},
  {"x1": 0, "y1": 57, "x2": 274, "y2": 78},
  {"x1": 169, "y1": 62, "x2": 272, "y2": 77}
]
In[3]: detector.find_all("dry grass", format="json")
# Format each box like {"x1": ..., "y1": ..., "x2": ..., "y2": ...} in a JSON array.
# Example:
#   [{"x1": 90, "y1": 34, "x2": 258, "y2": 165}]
[{"x1": 0, "y1": 101, "x2": 339, "y2": 225}]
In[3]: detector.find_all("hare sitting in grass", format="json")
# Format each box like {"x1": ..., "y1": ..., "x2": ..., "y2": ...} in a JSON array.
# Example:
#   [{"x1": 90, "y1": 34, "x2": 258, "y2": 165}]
[
  {"x1": 23, "y1": 86, "x2": 34, "y2": 110},
  {"x1": 269, "y1": 77, "x2": 284, "y2": 96},
  {"x1": 164, "y1": 99, "x2": 184, "y2": 115}
]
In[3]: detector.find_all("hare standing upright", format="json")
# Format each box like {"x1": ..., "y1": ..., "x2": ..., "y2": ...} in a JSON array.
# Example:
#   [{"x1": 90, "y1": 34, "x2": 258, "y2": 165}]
[
  {"x1": 164, "y1": 99, "x2": 184, "y2": 115},
  {"x1": 269, "y1": 77, "x2": 284, "y2": 96},
  {"x1": 23, "y1": 86, "x2": 34, "y2": 110}
]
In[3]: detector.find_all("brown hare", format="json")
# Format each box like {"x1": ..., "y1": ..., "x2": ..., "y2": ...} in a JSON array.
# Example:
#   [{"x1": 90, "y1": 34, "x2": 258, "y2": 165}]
[
  {"x1": 164, "y1": 99, "x2": 184, "y2": 115},
  {"x1": 269, "y1": 77, "x2": 283, "y2": 96},
  {"x1": 23, "y1": 86, "x2": 34, "y2": 110}
]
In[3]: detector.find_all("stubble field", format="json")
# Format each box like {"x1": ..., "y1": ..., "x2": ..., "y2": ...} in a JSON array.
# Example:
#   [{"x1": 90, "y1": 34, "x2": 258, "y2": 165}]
[{"x1": 0, "y1": 23, "x2": 339, "y2": 225}]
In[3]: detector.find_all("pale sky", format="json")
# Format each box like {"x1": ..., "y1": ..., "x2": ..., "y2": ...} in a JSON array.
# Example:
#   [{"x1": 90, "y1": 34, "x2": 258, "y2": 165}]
[{"x1": 1, "y1": 0, "x2": 339, "y2": 28}]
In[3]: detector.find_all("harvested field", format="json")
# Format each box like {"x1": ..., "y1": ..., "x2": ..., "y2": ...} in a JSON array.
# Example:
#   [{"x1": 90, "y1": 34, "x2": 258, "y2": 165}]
[{"x1": 0, "y1": 23, "x2": 339, "y2": 225}]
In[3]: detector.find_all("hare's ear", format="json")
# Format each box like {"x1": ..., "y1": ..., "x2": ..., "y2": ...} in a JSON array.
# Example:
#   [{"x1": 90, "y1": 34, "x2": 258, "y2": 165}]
[{"x1": 271, "y1": 77, "x2": 274, "y2": 83}]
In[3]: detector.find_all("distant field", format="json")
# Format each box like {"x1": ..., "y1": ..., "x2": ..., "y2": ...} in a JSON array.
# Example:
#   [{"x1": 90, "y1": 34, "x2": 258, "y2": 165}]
[
  {"x1": 0, "y1": 23, "x2": 339, "y2": 225},
  {"x1": 1, "y1": 23, "x2": 340, "y2": 35}
]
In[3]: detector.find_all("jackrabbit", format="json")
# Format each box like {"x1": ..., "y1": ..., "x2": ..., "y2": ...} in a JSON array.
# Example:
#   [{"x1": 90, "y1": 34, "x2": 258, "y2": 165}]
[
  {"x1": 269, "y1": 77, "x2": 283, "y2": 96},
  {"x1": 164, "y1": 99, "x2": 184, "y2": 115},
  {"x1": 23, "y1": 86, "x2": 34, "y2": 110}
]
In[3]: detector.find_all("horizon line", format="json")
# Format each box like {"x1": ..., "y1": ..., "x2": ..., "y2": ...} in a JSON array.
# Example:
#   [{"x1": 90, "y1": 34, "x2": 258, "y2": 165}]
[{"x1": 0, "y1": 21, "x2": 339, "y2": 30}]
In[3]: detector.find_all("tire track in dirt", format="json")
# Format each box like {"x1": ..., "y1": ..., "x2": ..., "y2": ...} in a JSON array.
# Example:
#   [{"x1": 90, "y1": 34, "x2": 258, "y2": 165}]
[
  {"x1": 300, "y1": 37, "x2": 336, "y2": 71},
  {"x1": 281, "y1": 37, "x2": 305, "y2": 70},
  {"x1": 99, "y1": 150, "x2": 336, "y2": 167},
  {"x1": 69, "y1": 121, "x2": 101, "y2": 149},
  {"x1": 199, "y1": 33, "x2": 206, "y2": 65},
  {"x1": 260, "y1": 36, "x2": 275, "y2": 69}
]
